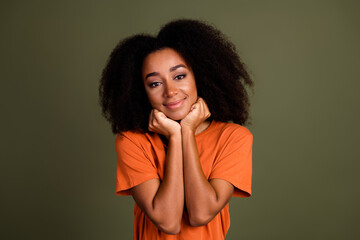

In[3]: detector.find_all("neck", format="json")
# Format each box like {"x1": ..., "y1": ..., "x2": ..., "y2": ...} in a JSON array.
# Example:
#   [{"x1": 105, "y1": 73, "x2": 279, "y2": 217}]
[{"x1": 195, "y1": 121, "x2": 211, "y2": 135}]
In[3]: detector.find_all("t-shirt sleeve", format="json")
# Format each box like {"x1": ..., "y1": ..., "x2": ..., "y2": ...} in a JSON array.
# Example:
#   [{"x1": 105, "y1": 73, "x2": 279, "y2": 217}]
[
  {"x1": 209, "y1": 127, "x2": 253, "y2": 197},
  {"x1": 115, "y1": 133, "x2": 159, "y2": 196}
]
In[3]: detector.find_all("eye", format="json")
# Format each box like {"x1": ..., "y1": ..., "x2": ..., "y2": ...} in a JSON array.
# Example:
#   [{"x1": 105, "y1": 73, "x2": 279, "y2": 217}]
[
  {"x1": 149, "y1": 82, "x2": 161, "y2": 88},
  {"x1": 174, "y1": 74, "x2": 186, "y2": 80}
]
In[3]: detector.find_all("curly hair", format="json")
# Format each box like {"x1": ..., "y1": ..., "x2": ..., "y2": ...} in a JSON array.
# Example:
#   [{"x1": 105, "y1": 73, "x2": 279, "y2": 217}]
[{"x1": 99, "y1": 19, "x2": 253, "y2": 134}]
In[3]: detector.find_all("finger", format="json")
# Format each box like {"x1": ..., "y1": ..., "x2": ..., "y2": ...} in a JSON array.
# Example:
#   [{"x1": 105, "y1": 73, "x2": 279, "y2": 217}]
[
  {"x1": 152, "y1": 109, "x2": 161, "y2": 120},
  {"x1": 190, "y1": 101, "x2": 200, "y2": 112},
  {"x1": 153, "y1": 113, "x2": 160, "y2": 125},
  {"x1": 153, "y1": 109, "x2": 167, "y2": 118},
  {"x1": 149, "y1": 110, "x2": 156, "y2": 123},
  {"x1": 148, "y1": 113, "x2": 154, "y2": 131},
  {"x1": 149, "y1": 109, "x2": 160, "y2": 130},
  {"x1": 206, "y1": 107, "x2": 211, "y2": 117},
  {"x1": 158, "y1": 111, "x2": 167, "y2": 119},
  {"x1": 154, "y1": 110, "x2": 166, "y2": 121},
  {"x1": 198, "y1": 98, "x2": 206, "y2": 107},
  {"x1": 195, "y1": 99, "x2": 210, "y2": 118},
  {"x1": 196, "y1": 98, "x2": 205, "y2": 110},
  {"x1": 148, "y1": 110, "x2": 153, "y2": 124},
  {"x1": 206, "y1": 109, "x2": 211, "y2": 118},
  {"x1": 198, "y1": 98, "x2": 210, "y2": 114}
]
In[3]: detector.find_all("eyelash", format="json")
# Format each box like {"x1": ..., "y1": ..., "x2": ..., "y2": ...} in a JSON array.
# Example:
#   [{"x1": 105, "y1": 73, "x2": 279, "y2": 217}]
[
  {"x1": 148, "y1": 74, "x2": 186, "y2": 88},
  {"x1": 174, "y1": 74, "x2": 186, "y2": 80},
  {"x1": 149, "y1": 82, "x2": 161, "y2": 88}
]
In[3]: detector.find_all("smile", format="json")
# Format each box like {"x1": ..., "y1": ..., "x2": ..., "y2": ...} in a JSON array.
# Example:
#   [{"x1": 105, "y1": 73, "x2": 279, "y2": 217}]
[{"x1": 163, "y1": 98, "x2": 185, "y2": 109}]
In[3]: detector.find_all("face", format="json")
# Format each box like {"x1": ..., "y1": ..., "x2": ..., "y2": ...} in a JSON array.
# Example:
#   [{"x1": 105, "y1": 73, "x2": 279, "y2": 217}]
[{"x1": 142, "y1": 48, "x2": 198, "y2": 120}]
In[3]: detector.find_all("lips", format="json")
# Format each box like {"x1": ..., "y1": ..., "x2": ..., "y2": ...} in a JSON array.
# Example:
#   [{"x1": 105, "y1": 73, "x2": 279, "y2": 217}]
[{"x1": 163, "y1": 98, "x2": 185, "y2": 109}]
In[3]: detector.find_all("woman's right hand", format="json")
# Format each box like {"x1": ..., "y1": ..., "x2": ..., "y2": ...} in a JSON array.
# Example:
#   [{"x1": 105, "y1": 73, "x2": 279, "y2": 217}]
[{"x1": 148, "y1": 109, "x2": 181, "y2": 139}]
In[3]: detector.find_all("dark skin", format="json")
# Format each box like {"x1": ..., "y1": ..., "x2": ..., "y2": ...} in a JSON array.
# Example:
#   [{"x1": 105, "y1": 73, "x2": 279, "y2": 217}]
[{"x1": 129, "y1": 48, "x2": 235, "y2": 234}]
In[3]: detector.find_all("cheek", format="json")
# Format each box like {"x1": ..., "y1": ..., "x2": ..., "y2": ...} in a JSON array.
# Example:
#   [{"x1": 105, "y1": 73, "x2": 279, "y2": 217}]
[
  {"x1": 190, "y1": 83, "x2": 198, "y2": 102},
  {"x1": 190, "y1": 92, "x2": 198, "y2": 104},
  {"x1": 145, "y1": 91, "x2": 161, "y2": 107}
]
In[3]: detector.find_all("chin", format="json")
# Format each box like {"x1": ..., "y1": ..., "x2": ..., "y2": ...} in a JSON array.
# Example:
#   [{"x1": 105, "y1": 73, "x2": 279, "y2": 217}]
[
  {"x1": 165, "y1": 111, "x2": 187, "y2": 121},
  {"x1": 167, "y1": 114, "x2": 185, "y2": 121}
]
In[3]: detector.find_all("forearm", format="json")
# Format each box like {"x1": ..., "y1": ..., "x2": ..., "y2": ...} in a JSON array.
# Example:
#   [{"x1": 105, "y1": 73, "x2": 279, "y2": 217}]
[
  {"x1": 148, "y1": 133, "x2": 184, "y2": 233},
  {"x1": 182, "y1": 128, "x2": 229, "y2": 226}
]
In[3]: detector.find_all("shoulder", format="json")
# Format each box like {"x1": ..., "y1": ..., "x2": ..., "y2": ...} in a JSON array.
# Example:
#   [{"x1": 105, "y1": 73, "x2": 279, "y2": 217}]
[
  {"x1": 116, "y1": 131, "x2": 147, "y2": 145},
  {"x1": 197, "y1": 121, "x2": 252, "y2": 149},
  {"x1": 115, "y1": 131, "x2": 158, "y2": 150},
  {"x1": 211, "y1": 121, "x2": 252, "y2": 139},
  {"x1": 115, "y1": 131, "x2": 164, "y2": 153}
]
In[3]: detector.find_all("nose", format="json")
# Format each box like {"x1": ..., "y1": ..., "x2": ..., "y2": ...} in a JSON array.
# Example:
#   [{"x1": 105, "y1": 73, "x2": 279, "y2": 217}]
[{"x1": 164, "y1": 81, "x2": 178, "y2": 97}]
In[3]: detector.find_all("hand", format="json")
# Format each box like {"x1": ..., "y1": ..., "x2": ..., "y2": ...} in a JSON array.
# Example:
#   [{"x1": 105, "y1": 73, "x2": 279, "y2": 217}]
[
  {"x1": 148, "y1": 109, "x2": 181, "y2": 139},
  {"x1": 180, "y1": 98, "x2": 211, "y2": 132}
]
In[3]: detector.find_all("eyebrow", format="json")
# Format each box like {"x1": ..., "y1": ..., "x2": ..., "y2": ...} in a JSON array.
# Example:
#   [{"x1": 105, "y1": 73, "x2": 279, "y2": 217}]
[
  {"x1": 169, "y1": 64, "x2": 186, "y2": 72},
  {"x1": 145, "y1": 64, "x2": 187, "y2": 80}
]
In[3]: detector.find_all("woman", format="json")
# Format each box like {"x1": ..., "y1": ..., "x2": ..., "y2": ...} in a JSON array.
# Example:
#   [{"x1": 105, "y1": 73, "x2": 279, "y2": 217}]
[{"x1": 99, "y1": 19, "x2": 253, "y2": 240}]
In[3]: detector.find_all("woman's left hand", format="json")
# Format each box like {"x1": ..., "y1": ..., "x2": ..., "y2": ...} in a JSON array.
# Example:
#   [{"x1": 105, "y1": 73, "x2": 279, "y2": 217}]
[{"x1": 180, "y1": 97, "x2": 211, "y2": 132}]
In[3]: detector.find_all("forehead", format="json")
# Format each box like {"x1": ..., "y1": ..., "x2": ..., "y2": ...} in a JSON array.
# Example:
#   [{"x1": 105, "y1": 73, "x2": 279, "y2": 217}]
[{"x1": 142, "y1": 48, "x2": 188, "y2": 72}]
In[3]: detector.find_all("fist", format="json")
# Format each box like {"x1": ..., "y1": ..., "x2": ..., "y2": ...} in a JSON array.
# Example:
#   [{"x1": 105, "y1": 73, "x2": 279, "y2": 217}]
[
  {"x1": 180, "y1": 98, "x2": 211, "y2": 132},
  {"x1": 148, "y1": 109, "x2": 181, "y2": 138}
]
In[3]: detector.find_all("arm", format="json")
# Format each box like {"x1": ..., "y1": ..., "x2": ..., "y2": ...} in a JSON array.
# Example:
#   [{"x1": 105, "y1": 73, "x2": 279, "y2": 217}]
[
  {"x1": 181, "y1": 98, "x2": 235, "y2": 226},
  {"x1": 129, "y1": 109, "x2": 183, "y2": 234}
]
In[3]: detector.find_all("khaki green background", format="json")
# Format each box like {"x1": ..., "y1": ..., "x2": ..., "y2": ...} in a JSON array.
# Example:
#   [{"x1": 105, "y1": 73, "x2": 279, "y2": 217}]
[{"x1": 1, "y1": 0, "x2": 359, "y2": 239}]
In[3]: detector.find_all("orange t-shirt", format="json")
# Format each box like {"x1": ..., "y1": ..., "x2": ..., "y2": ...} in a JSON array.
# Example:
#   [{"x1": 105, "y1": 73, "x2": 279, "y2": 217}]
[{"x1": 115, "y1": 121, "x2": 253, "y2": 240}]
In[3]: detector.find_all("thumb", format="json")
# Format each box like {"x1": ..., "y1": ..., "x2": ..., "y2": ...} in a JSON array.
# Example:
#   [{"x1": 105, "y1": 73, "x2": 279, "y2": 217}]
[
  {"x1": 154, "y1": 110, "x2": 167, "y2": 119},
  {"x1": 158, "y1": 111, "x2": 167, "y2": 118}
]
